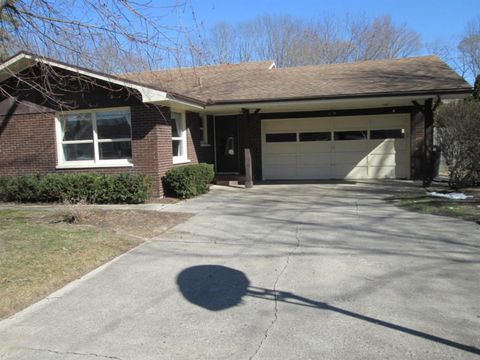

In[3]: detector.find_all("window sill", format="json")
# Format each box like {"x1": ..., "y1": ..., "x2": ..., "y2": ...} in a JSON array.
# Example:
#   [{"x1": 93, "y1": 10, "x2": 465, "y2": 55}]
[
  {"x1": 56, "y1": 162, "x2": 134, "y2": 169},
  {"x1": 172, "y1": 158, "x2": 191, "y2": 165}
]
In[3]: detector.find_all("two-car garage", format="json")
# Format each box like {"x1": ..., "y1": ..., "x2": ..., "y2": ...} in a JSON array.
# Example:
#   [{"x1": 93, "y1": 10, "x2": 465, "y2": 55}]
[{"x1": 261, "y1": 114, "x2": 410, "y2": 180}]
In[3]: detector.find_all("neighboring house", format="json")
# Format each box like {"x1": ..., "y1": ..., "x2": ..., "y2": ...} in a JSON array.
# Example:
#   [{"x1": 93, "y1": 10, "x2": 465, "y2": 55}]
[{"x1": 0, "y1": 52, "x2": 472, "y2": 197}]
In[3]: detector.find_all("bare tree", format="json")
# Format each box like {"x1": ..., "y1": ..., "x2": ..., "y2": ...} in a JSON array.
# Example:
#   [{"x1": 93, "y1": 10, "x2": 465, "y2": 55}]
[
  {"x1": 429, "y1": 16, "x2": 480, "y2": 84},
  {"x1": 0, "y1": 0, "x2": 193, "y2": 109},
  {"x1": 428, "y1": 39, "x2": 468, "y2": 78},
  {"x1": 459, "y1": 16, "x2": 480, "y2": 80},
  {"x1": 216, "y1": 22, "x2": 255, "y2": 64},
  {"x1": 304, "y1": 16, "x2": 352, "y2": 64},
  {"x1": 436, "y1": 99, "x2": 480, "y2": 188},
  {"x1": 347, "y1": 15, "x2": 421, "y2": 61},
  {"x1": 474, "y1": 75, "x2": 480, "y2": 99},
  {"x1": 192, "y1": 14, "x2": 422, "y2": 67},
  {"x1": 1, "y1": 0, "x2": 190, "y2": 69},
  {"x1": 248, "y1": 15, "x2": 307, "y2": 67}
]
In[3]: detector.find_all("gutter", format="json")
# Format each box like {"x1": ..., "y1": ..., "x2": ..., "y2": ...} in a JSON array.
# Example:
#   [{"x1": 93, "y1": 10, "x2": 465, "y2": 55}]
[{"x1": 206, "y1": 88, "x2": 473, "y2": 106}]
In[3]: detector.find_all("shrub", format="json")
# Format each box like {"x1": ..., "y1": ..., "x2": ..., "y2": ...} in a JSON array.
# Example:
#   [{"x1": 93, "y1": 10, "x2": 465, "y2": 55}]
[
  {"x1": 0, "y1": 173, "x2": 152, "y2": 204},
  {"x1": 435, "y1": 100, "x2": 480, "y2": 188},
  {"x1": 0, "y1": 175, "x2": 41, "y2": 202},
  {"x1": 0, "y1": 177, "x2": 6, "y2": 201},
  {"x1": 163, "y1": 163, "x2": 215, "y2": 199}
]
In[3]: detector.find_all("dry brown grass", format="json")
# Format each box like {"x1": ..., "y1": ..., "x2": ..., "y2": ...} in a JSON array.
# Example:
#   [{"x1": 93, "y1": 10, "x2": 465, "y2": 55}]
[{"x1": 0, "y1": 208, "x2": 190, "y2": 319}]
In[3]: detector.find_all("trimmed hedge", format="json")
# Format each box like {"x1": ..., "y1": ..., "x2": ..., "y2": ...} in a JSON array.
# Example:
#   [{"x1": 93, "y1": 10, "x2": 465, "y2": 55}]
[
  {"x1": 0, "y1": 173, "x2": 153, "y2": 204},
  {"x1": 163, "y1": 163, "x2": 215, "y2": 199}
]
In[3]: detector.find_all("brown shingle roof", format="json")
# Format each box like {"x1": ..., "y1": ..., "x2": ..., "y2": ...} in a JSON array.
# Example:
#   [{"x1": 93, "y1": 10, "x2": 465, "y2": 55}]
[
  {"x1": 123, "y1": 60, "x2": 275, "y2": 99},
  {"x1": 123, "y1": 56, "x2": 471, "y2": 104}
]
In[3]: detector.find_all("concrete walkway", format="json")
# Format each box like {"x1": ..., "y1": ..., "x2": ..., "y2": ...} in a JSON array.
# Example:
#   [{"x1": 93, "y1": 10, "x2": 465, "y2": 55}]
[{"x1": 1, "y1": 181, "x2": 479, "y2": 359}]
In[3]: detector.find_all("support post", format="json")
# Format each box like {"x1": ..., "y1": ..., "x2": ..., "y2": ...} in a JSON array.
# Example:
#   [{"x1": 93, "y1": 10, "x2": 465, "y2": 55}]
[
  {"x1": 244, "y1": 148, "x2": 253, "y2": 188},
  {"x1": 423, "y1": 99, "x2": 434, "y2": 187}
]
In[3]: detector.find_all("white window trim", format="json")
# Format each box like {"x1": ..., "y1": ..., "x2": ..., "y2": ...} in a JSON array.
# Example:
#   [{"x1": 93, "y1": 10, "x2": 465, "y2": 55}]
[
  {"x1": 171, "y1": 111, "x2": 190, "y2": 164},
  {"x1": 55, "y1": 107, "x2": 133, "y2": 169},
  {"x1": 200, "y1": 114, "x2": 210, "y2": 147}
]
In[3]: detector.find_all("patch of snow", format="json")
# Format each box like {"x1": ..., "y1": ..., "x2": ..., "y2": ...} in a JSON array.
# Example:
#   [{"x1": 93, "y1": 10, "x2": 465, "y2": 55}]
[{"x1": 427, "y1": 192, "x2": 473, "y2": 200}]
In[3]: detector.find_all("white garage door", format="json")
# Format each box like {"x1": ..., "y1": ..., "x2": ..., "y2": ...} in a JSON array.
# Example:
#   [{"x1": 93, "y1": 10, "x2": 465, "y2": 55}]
[{"x1": 262, "y1": 114, "x2": 410, "y2": 180}]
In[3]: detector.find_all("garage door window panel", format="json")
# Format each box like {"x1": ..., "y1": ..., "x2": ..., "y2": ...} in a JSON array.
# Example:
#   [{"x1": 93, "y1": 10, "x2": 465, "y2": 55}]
[
  {"x1": 370, "y1": 129, "x2": 405, "y2": 139},
  {"x1": 334, "y1": 131, "x2": 368, "y2": 141},
  {"x1": 299, "y1": 132, "x2": 331, "y2": 142},
  {"x1": 266, "y1": 133, "x2": 297, "y2": 143}
]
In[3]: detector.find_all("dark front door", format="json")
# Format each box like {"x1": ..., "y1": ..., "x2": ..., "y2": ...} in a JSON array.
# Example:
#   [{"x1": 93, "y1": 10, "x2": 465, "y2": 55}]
[{"x1": 215, "y1": 115, "x2": 239, "y2": 173}]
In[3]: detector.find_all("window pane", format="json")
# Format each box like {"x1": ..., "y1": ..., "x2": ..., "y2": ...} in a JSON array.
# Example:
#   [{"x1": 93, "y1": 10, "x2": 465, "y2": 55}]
[
  {"x1": 63, "y1": 143, "x2": 94, "y2": 161},
  {"x1": 172, "y1": 139, "x2": 183, "y2": 157},
  {"x1": 97, "y1": 111, "x2": 131, "y2": 139},
  {"x1": 171, "y1": 112, "x2": 182, "y2": 138},
  {"x1": 99, "y1": 141, "x2": 132, "y2": 160},
  {"x1": 299, "y1": 132, "x2": 331, "y2": 142},
  {"x1": 62, "y1": 114, "x2": 92, "y2": 141},
  {"x1": 334, "y1": 131, "x2": 367, "y2": 141},
  {"x1": 370, "y1": 129, "x2": 405, "y2": 139},
  {"x1": 266, "y1": 133, "x2": 297, "y2": 142}
]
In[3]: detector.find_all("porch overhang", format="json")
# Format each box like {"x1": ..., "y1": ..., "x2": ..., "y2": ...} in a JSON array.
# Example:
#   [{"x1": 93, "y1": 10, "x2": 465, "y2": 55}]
[{"x1": 202, "y1": 91, "x2": 472, "y2": 114}]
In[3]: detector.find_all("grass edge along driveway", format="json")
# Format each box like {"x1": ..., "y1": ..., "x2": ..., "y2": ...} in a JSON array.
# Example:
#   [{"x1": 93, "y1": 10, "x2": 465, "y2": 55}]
[
  {"x1": 387, "y1": 194, "x2": 479, "y2": 223},
  {"x1": 0, "y1": 209, "x2": 141, "y2": 320}
]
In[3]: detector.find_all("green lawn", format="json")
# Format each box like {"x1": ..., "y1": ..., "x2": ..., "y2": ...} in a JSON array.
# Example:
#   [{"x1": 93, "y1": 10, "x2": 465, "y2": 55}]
[
  {"x1": 0, "y1": 209, "x2": 141, "y2": 319},
  {"x1": 389, "y1": 195, "x2": 480, "y2": 223}
]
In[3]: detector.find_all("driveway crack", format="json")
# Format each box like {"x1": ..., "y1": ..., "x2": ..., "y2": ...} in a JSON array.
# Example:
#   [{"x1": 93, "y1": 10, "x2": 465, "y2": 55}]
[
  {"x1": 23, "y1": 347, "x2": 122, "y2": 359},
  {"x1": 249, "y1": 226, "x2": 301, "y2": 360}
]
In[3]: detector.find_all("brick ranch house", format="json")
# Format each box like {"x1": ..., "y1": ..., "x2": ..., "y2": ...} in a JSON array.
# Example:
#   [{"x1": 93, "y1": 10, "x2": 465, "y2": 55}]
[{"x1": 0, "y1": 52, "x2": 472, "y2": 197}]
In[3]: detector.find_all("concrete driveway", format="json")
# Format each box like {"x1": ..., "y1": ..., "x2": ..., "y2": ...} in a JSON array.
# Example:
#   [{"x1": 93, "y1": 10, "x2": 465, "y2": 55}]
[{"x1": 1, "y1": 181, "x2": 479, "y2": 359}]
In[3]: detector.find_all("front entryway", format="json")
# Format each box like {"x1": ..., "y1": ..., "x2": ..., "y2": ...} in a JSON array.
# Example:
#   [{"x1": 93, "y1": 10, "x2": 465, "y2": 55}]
[{"x1": 215, "y1": 115, "x2": 239, "y2": 173}]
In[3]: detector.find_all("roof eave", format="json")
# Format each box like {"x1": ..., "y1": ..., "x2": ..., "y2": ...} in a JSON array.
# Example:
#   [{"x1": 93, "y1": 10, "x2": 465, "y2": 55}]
[
  {"x1": 206, "y1": 88, "x2": 473, "y2": 106},
  {"x1": 0, "y1": 51, "x2": 206, "y2": 109},
  {"x1": 204, "y1": 89, "x2": 473, "y2": 112}
]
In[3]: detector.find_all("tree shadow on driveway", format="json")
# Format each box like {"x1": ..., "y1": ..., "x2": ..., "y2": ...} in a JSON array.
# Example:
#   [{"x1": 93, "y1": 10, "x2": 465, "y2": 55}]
[{"x1": 177, "y1": 265, "x2": 480, "y2": 356}]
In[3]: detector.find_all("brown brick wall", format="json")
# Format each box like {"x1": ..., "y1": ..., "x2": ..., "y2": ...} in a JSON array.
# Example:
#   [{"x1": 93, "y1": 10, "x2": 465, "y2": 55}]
[
  {"x1": 186, "y1": 112, "x2": 199, "y2": 165},
  {"x1": 130, "y1": 104, "x2": 166, "y2": 197},
  {"x1": 238, "y1": 113, "x2": 262, "y2": 180},
  {"x1": 248, "y1": 113, "x2": 262, "y2": 180},
  {"x1": 410, "y1": 110, "x2": 425, "y2": 179},
  {"x1": 0, "y1": 111, "x2": 57, "y2": 175},
  {"x1": 156, "y1": 107, "x2": 173, "y2": 192},
  {"x1": 186, "y1": 111, "x2": 214, "y2": 165}
]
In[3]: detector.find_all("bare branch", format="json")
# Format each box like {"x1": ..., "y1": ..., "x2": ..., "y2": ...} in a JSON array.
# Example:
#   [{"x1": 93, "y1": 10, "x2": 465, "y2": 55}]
[
  {"x1": 0, "y1": 0, "x2": 195, "y2": 108},
  {"x1": 188, "y1": 13, "x2": 422, "y2": 67}
]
